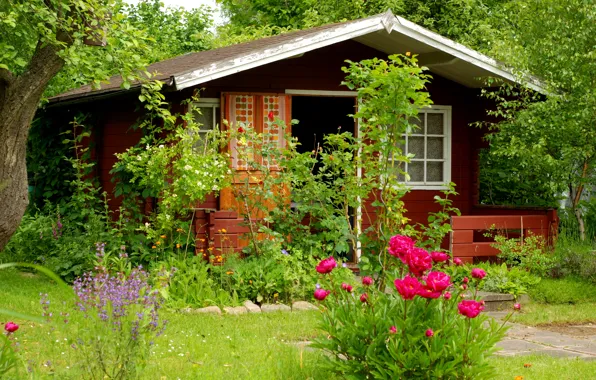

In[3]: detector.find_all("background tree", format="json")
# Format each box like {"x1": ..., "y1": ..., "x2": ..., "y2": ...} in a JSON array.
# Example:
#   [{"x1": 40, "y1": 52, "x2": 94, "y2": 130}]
[
  {"x1": 0, "y1": 0, "x2": 152, "y2": 250},
  {"x1": 480, "y1": 0, "x2": 596, "y2": 239},
  {"x1": 218, "y1": 0, "x2": 508, "y2": 51}
]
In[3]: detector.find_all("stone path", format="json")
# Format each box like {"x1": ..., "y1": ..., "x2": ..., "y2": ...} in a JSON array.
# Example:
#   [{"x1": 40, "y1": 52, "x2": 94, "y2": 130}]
[{"x1": 488, "y1": 312, "x2": 596, "y2": 360}]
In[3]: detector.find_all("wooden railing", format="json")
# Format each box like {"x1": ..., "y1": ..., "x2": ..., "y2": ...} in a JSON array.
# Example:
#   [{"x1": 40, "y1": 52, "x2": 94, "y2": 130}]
[{"x1": 450, "y1": 211, "x2": 558, "y2": 264}]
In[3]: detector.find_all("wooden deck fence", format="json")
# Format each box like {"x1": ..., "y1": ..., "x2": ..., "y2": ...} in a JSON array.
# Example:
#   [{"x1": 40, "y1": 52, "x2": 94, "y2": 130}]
[{"x1": 450, "y1": 212, "x2": 558, "y2": 264}]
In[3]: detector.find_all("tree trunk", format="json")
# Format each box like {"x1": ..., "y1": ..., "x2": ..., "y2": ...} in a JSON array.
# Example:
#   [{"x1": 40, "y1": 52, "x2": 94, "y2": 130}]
[
  {"x1": 571, "y1": 160, "x2": 590, "y2": 242},
  {"x1": 0, "y1": 42, "x2": 66, "y2": 251}
]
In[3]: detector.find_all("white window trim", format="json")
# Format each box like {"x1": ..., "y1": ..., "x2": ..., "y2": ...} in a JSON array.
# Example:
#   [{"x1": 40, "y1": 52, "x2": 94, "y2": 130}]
[{"x1": 400, "y1": 105, "x2": 452, "y2": 191}]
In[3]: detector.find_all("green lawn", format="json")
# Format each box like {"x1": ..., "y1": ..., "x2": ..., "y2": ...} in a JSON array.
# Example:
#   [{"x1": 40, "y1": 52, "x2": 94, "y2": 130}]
[
  {"x1": 2, "y1": 269, "x2": 596, "y2": 379},
  {"x1": 511, "y1": 302, "x2": 596, "y2": 326}
]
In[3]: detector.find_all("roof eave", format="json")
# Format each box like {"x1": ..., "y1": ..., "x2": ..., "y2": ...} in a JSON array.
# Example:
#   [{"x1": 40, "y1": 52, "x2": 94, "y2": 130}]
[{"x1": 173, "y1": 12, "x2": 391, "y2": 91}]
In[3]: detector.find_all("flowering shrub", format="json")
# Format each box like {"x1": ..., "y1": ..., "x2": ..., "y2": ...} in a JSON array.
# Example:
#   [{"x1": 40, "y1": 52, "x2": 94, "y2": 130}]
[
  {"x1": 67, "y1": 267, "x2": 165, "y2": 379},
  {"x1": 312, "y1": 235, "x2": 515, "y2": 379}
]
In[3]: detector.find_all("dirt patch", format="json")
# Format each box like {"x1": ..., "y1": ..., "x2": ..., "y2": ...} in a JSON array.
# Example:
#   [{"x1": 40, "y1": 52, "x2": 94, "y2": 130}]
[{"x1": 536, "y1": 322, "x2": 596, "y2": 337}]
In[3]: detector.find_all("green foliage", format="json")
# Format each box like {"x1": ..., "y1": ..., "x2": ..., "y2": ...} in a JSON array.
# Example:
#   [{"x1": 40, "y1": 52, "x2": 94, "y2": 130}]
[
  {"x1": 125, "y1": 0, "x2": 214, "y2": 62},
  {"x1": 490, "y1": 233, "x2": 555, "y2": 277},
  {"x1": 528, "y1": 277, "x2": 596, "y2": 305},
  {"x1": 112, "y1": 86, "x2": 231, "y2": 235},
  {"x1": 155, "y1": 245, "x2": 320, "y2": 308},
  {"x1": 479, "y1": 0, "x2": 596, "y2": 235},
  {"x1": 153, "y1": 254, "x2": 239, "y2": 308},
  {"x1": 478, "y1": 148, "x2": 560, "y2": 207},
  {"x1": 313, "y1": 238, "x2": 508, "y2": 379},
  {"x1": 463, "y1": 262, "x2": 541, "y2": 298},
  {"x1": 219, "y1": 0, "x2": 507, "y2": 52},
  {"x1": 0, "y1": 333, "x2": 18, "y2": 378}
]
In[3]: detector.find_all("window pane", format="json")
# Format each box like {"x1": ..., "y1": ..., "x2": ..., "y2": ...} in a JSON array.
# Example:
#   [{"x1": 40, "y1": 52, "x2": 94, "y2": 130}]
[
  {"x1": 408, "y1": 113, "x2": 423, "y2": 133},
  {"x1": 427, "y1": 113, "x2": 444, "y2": 135},
  {"x1": 427, "y1": 137, "x2": 444, "y2": 159},
  {"x1": 426, "y1": 161, "x2": 444, "y2": 182},
  {"x1": 408, "y1": 136, "x2": 425, "y2": 158},
  {"x1": 194, "y1": 106, "x2": 214, "y2": 131},
  {"x1": 408, "y1": 161, "x2": 424, "y2": 182}
]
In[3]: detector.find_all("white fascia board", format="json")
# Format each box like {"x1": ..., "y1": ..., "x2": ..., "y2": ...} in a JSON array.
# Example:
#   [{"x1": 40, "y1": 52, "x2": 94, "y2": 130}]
[
  {"x1": 391, "y1": 16, "x2": 547, "y2": 93},
  {"x1": 174, "y1": 17, "x2": 387, "y2": 91}
]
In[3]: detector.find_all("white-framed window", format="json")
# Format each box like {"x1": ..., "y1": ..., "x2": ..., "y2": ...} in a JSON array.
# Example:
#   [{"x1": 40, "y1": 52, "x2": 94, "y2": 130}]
[
  {"x1": 397, "y1": 106, "x2": 452, "y2": 189},
  {"x1": 190, "y1": 98, "x2": 220, "y2": 152}
]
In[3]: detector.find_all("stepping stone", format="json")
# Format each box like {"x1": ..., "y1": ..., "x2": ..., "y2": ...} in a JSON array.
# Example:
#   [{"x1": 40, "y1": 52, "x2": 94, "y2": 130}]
[
  {"x1": 261, "y1": 304, "x2": 291, "y2": 313},
  {"x1": 292, "y1": 301, "x2": 318, "y2": 311},
  {"x1": 224, "y1": 306, "x2": 248, "y2": 315},
  {"x1": 243, "y1": 300, "x2": 261, "y2": 313}
]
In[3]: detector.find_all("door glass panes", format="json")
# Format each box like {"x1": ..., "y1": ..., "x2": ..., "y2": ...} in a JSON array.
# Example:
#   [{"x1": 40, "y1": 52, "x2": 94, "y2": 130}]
[{"x1": 397, "y1": 109, "x2": 449, "y2": 186}]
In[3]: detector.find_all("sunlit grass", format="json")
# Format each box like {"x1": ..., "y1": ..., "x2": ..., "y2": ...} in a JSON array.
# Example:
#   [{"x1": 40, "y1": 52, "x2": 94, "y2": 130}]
[{"x1": 2, "y1": 269, "x2": 596, "y2": 379}]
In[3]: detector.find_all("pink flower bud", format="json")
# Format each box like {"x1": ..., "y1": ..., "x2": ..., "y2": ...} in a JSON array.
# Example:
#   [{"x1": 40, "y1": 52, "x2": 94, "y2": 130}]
[
  {"x1": 425, "y1": 328, "x2": 434, "y2": 337},
  {"x1": 514, "y1": 303, "x2": 521, "y2": 311},
  {"x1": 362, "y1": 276, "x2": 374, "y2": 286},
  {"x1": 453, "y1": 258, "x2": 463, "y2": 266},
  {"x1": 314, "y1": 289, "x2": 330, "y2": 301},
  {"x1": 341, "y1": 283, "x2": 353, "y2": 293},
  {"x1": 4, "y1": 322, "x2": 19, "y2": 333},
  {"x1": 360, "y1": 293, "x2": 369, "y2": 303},
  {"x1": 389, "y1": 326, "x2": 397, "y2": 334},
  {"x1": 471, "y1": 268, "x2": 487, "y2": 280},
  {"x1": 462, "y1": 277, "x2": 469, "y2": 284},
  {"x1": 443, "y1": 291, "x2": 452, "y2": 300}
]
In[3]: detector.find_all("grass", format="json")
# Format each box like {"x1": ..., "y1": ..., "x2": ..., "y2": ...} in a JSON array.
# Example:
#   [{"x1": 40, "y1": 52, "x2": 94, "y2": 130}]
[
  {"x1": 492, "y1": 355, "x2": 596, "y2": 380},
  {"x1": 2, "y1": 269, "x2": 596, "y2": 379},
  {"x1": 511, "y1": 302, "x2": 596, "y2": 326}
]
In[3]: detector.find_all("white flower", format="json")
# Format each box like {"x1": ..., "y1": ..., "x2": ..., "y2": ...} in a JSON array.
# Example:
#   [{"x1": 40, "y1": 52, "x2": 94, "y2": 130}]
[
  {"x1": 145, "y1": 222, "x2": 150, "y2": 227},
  {"x1": 184, "y1": 165, "x2": 192, "y2": 170},
  {"x1": 159, "y1": 144, "x2": 164, "y2": 149}
]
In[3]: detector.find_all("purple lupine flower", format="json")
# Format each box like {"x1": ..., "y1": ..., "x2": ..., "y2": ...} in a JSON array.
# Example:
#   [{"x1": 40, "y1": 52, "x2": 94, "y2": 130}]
[
  {"x1": 72, "y1": 267, "x2": 165, "y2": 341},
  {"x1": 281, "y1": 249, "x2": 289, "y2": 255},
  {"x1": 315, "y1": 283, "x2": 321, "y2": 289}
]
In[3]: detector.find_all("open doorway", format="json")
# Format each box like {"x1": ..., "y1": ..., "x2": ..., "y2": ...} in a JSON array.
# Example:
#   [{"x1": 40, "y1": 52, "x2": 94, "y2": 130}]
[
  {"x1": 291, "y1": 96, "x2": 356, "y2": 156},
  {"x1": 291, "y1": 95, "x2": 358, "y2": 263}
]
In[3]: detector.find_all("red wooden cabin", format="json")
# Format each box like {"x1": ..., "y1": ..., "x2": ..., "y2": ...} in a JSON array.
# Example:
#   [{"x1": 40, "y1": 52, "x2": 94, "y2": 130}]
[{"x1": 47, "y1": 11, "x2": 557, "y2": 264}]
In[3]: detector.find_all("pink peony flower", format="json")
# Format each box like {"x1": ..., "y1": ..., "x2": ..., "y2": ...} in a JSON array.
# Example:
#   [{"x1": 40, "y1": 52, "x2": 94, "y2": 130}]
[
  {"x1": 471, "y1": 268, "x2": 487, "y2": 280},
  {"x1": 407, "y1": 248, "x2": 433, "y2": 277},
  {"x1": 425, "y1": 271, "x2": 451, "y2": 292},
  {"x1": 388, "y1": 235, "x2": 414, "y2": 262},
  {"x1": 316, "y1": 257, "x2": 337, "y2": 274},
  {"x1": 462, "y1": 277, "x2": 469, "y2": 284},
  {"x1": 341, "y1": 283, "x2": 353, "y2": 293},
  {"x1": 314, "y1": 289, "x2": 330, "y2": 301},
  {"x1": 4, "y1": 322, "x2": 18, "y2": 333},
  {"x1": 360, "y1": 293, "x2": 369, "y2": 303},
  {"x1": 430, "y1": 251, "x2": 450, "y2": 263},
  {"x1": 394, "y1": 275, "x2": 422, "y2": 300},
  {"x1": 425, "y1": 328, "x2": 434, "y2": 337},
  {"x1": 362, "y1": 276, "x2": 374, "y2": 286},
  {"x1": 458, "y1": 300, "x2": 485, "y2": 318},
  {"x1": 418, "y1": 287, "x2": 442, "y2": 299},
  {"x1": 389, "y1": 326, "x2": 397, "y2": 334},
  {"x1": 453, "y1": 258, "x2": 463, "y2": 266},
  {"x1": 443, "y1": 291, "x2": 452, "y2": 300},
  {"x1": 514, "y1": 303, "x2": 521, "y2": 311}
]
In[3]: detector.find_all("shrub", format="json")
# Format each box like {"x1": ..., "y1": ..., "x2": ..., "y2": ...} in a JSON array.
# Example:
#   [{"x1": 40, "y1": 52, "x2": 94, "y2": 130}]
[
  {"x1": 449, "y1": 262, "x2": 542, "y2": 298},
  {"x1": 491, "y1": 233, "x2": 555, "y2": 277},
  {"x1": 312, "y1": 236, "x2": 513, "y2": 379}
]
